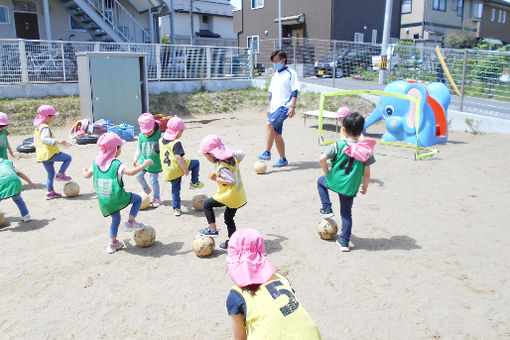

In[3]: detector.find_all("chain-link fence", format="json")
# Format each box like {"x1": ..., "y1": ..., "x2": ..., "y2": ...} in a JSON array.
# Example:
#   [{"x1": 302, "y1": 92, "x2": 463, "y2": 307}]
[
  {"x1": 0, "y1": 39, "x2": 251, "y2": 84},
  {"x1": 256, "y1": 38, "x2": 510, "y2": 117}
]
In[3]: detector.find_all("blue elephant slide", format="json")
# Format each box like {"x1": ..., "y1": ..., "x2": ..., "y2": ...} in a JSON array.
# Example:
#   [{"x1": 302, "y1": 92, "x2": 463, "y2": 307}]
[{"x1": 363, "y1": 80, "x2": 450, "y2": 147}]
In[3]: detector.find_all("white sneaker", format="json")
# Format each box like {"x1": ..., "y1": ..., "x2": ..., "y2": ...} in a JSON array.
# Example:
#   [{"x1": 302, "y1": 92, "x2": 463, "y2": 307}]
[
  {"x1": 124, "y1": 220, "x2": 144, "y2": 232},
  {"x1": 106, "y1": 240, "x2": 125, "y2": 254},
  {"x1": 21, "y1": 214, "x2": 31, "y2": 222}
]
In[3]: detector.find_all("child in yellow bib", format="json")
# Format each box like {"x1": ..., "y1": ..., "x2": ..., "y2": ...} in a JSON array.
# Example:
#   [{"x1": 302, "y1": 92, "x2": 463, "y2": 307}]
[
  {"x1": 157, "y1": 117, "x2": 203, "y2": 216},
  {"x1": 33, "y1": 105, "x2": 73, "y2": 199},
  {"x1": 226, "y1": 229, "x2": 321, "y2": 340},
  {"x1": 198, "y1": 135, "x2": 246, "y2": 250}
]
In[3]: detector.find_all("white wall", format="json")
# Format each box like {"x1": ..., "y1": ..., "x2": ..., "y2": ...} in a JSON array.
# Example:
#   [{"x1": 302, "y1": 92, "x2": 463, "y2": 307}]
[{"x1": 159, "y1": 12, "x2": 235, "y2": 39}]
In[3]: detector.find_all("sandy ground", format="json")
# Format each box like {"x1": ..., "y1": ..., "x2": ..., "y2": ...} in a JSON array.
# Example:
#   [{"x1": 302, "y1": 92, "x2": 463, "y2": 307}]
[{"x1": 1, "y1": 109, "x2": 510, "y2": 340}]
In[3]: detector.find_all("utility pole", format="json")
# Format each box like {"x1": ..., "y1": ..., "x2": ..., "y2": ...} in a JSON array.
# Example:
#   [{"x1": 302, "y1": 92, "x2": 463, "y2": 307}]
[
  {"x1": 278, "y1": 0, "x2": 282, "y2": 49},
  {"x1": 170, "y1": 0, "x2": 175, "y2": 45},
  {"x1": 189, "y1": 0, "x2": 194, "y2": 45},
  {"x1": 379, "y1": 0, "x2": 393, "y2": 85}
]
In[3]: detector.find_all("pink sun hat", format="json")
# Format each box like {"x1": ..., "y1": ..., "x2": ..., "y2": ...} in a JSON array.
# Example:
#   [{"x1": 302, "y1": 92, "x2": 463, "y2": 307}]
[
  {"x1": 336, "y1": 106, "x2": 351, "y2": 119},
  {"x1": 33, "y1": 104, "x2": 59, "y2": 127},
  {"x1": 199, "y1": 135, "x2": 234, "y2": 160},
  {"x1": 138, "y1": 113, "x2": 156, "y2": 134},
  {"x1": 227, "y1": 229, "x2": 276, "y2": 287},
  {"x1": 95, "y1": 132, "x2": 125, "y2": 168},
  {"x1": 163, "y1": 116, "x2": 187, "y2": 140},
  {"x1": 0, "y1": 112, "x2": 8, "y2": 126},
  {"x1": 343, "y1": 139, "x2": 376, "y2": 162}
]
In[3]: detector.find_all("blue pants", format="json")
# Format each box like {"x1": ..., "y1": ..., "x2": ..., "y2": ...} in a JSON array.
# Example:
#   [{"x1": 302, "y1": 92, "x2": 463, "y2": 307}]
[
  {"x1": 7, "y1": 194, "x2": 29, "y2": 217},
  {"x1": 135, "y1": 170, "x2": 160, "y2": 199},
  {"x1": 42, "y1": 152, "x2": 72, "y2": 191},
  {"x1": 170, "y1": 159, "x2": 200, "y2": 209},
  {"x1": 109, "y1": 193, "x2": 142, "y2": 238},
  {"x1": 317, "y1": 175, "x2": 354, "y2": 243}
]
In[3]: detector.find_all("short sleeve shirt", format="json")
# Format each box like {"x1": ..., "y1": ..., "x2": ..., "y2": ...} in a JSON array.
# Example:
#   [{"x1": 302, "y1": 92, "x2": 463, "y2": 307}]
[{"x1": 268, "y1": 67, "x2": 299, "y2": 113}]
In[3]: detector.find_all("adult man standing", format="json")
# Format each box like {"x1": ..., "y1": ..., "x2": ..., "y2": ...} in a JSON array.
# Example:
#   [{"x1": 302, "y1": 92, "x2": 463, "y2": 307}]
[{"x1": 258, "y1": 50, "x2": 299, "y2": 167}]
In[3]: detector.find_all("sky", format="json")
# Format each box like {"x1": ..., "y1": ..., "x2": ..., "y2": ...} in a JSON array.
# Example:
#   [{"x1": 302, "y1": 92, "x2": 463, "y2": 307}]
[{"x1": 230, "y1": 0, "x2": 241, "y2": 10}]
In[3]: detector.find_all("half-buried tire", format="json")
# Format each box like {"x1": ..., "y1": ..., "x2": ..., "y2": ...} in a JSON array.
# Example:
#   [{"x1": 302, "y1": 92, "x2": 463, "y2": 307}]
[{"x1": 76, "y1": 134, "x2": 100, "y2": 145}]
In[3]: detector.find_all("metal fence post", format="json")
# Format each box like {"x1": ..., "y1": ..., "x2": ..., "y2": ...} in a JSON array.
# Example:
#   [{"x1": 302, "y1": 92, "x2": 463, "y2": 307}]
[
  {"x1": 206, "y1": 47, "x2": 211, "y2": 79},
  {"x1": 249, "y1": 48, "x2": 254, "y2": 79},
  {"x1": 332, "y1": 40, "x2": 336, "y2": 88},
  {"x1": 292, "y1": 37, "x2": 296, "y2": 71},
  {"x1": 183, "y1": 47, "x2": 187, "y2": 79},
  {"x1": 459, "y1": 49, "x2": 467, "y2": 112},
  {"x1": 18, "y1": 39, "x2": 28, "y2": 83},
  {"x1": 61, "y1": 42, "x2": 66, "y2": 81},
  {"x1": 94, "y1": 42, "x2": 100, "y2": 52},
  {"x1": 156, "y1": 44, "x2": 161, "y2": 80}
]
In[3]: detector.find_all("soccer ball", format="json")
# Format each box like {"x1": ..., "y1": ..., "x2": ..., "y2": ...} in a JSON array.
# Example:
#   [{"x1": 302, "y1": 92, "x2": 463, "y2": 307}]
[
  {"x1": 139, "y1": 192, "x2": 150, "y2": 210},
  {"x1": 254, "y1": 161, "x2": 267, "y2": 174},
  {"x1": 63, "y1": 181, "x2": 80, "y2": 197},
  {"x1": 192, "y1": 234, "x2": 215, "y2": 257},
  {"x1": 192, "y1": 194, "x2": 208, "y2": 211},
  {"x1": 134, "y1": 226, "x2": 156, "y2": 247},
  {"x1": 317, "y1": 218, "x2": 338, "y2": 240}
]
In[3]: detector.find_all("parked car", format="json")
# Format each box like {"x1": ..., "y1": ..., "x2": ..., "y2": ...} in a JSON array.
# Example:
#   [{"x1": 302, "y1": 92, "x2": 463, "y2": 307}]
[{"x1": 314, "y1": 47, "x2": 378, "y2": 78}]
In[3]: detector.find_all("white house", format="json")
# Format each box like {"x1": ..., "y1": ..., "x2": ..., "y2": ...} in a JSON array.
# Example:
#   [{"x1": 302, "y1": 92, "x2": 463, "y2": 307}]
[{"x1": 159, "y1": 0, "x2": 236, "y2": 46}]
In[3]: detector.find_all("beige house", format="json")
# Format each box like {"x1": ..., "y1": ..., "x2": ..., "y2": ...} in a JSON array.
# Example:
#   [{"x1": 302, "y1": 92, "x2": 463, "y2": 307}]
[{"x1": 400, "y1": 0, "x2": 510, "y2": 45}]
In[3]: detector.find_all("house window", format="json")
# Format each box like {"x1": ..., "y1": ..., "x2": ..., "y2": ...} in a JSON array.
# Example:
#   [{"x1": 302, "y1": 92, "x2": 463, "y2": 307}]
[
  {"x1": 491, "y1": 8, "x2": 496, "y2": 21},
  {"x1": 372, "y1": 29, "x2": 377, "y2": 44},
  {"x1": 202, "y1": 15, "x2": 209, "y2": 23},
  {"x1": 247, "y1": 35, "x2": 259, "y2": 53},
  {"x1": 457, "y1": 0, "x2": 463, "y2": 16},
  {"x1": 402, "y1": 0, "x2": 412, "y2": 14},
  {"x1": 499, "y1": 10, "x2": 507, "y2": 23},
  {"x1": 433, "y1": 0, "x2": 446, "y2": 12},
  {"x1": 0, "y1": 6, "x2": 9, "y2": 24},
  {"x1": 472, "y1": 2, "x2": 483, "y2": 19},
  {"x1": 354, "y1": 33, "x2": 364, "y2": 43},
  {"x1": 503, "y1": 11, "x2": 507, "y2": 23},
  {"x1": 251, "y1": 0, "x2": 263, "y2": 9},
  {"x1": 70, "y1": 16, "x2": 85, "y2": 31}
]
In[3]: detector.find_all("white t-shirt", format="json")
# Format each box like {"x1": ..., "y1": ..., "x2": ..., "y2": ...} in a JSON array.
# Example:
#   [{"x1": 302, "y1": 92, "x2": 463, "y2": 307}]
[{"x1": 268, "y1": 67, "x2": 299, "y2": 113}]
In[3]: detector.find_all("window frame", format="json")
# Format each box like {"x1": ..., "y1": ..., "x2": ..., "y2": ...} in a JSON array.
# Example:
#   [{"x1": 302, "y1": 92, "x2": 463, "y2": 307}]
[
  {"x1": 0, "y1": 5, "x2": 10, "y2": 24},
  {"x1": 402, "y1": 0, "x2": 412, "y2": 14},
  {"x1": 472, "y1": 1, "x2": 483, "y2": 20},
  {"x1": 354, "y1": 32, "x2": 364, "y2": 43},
  {"x1": 69, "y1": 16, "x2": 86, "y2": 31},
  {"x1": 433, "y1": 0, "x2": 447, "y2": 12},
  {"x1": 247, "y1": 35, "x2": 259, "y2": 54},
  {"x1": 457, "y1": 0, "x2": 463, "y2": 16},
  {"x1": 503, "y1": 11, "x2": 507, "y2": 24},
  {"x1": 251, "y1": 0, "x2": 264, "y2": 10},
  {"x1": 491, "y1": 8, "x2": 496, "y2": 21}
]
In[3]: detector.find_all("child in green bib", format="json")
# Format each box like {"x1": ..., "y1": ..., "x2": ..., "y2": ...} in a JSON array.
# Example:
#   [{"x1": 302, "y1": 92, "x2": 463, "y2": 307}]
[
  {"x1": 0, "y1": 112, "x2": 15, "y2": 159},
  {"x1": 134, "y1": 113, "x2": 163, "y2": 208},
  {"x1": 317, "y1": 112, "x2": 376, "y2": 252},
  {"x1": 82, "y1": 132, "x2": 153, "y2": 254},
  {"x1": 0, "y1": 158, "x2": 36, "y2": 222}
]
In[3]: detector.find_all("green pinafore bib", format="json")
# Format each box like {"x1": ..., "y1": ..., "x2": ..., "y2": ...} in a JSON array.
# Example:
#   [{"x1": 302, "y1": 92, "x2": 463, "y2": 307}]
[{"x1": 93, "y1": 159, "x2": 132, "y2": 217}]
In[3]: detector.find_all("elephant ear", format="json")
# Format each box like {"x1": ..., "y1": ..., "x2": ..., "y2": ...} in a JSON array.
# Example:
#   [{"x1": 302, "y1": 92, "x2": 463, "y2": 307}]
[{"x1": 343, "y1": 139, "x2": 377, "y2": 162}]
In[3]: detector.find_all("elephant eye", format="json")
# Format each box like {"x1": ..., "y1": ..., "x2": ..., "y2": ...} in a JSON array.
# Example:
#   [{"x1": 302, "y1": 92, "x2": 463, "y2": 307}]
[{"x1": 385, "y1": 105, "x2": 394, "y2": 116}]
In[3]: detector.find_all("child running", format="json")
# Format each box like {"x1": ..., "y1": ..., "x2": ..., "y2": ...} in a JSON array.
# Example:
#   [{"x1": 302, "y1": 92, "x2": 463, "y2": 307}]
[
  {"x1": 0, "y1": 158, "x2": 36, "y2": 222},
  {"x1": 134, "y1": 113, "x2": 162, "y2": 208},
  {"x1": 198, "y1": 135, "x2": 246, "y2": 250},
  {"x1": 33, "y1": 105, "x2": 72, "y2": 199},
  {"x1": 226, "y1": 229, "x2": 322, "y2": 340},
  {"x1": 157, "y1": 116, "x2": 203, "y2": 216},
  {"x1": 317, "y1": 112, "x2": 376, "y2": 252},
  {"x1": 0, "y1": 112, "x2": 15, "y2": 159},
  {"x1": 82, "y1": 132, "x2": 152, "y2": 254}
]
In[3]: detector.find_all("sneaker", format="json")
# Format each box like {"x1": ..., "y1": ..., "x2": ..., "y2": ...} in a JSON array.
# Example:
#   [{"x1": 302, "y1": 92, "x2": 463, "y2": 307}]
[
  {"x1": 258, "y1": 151, "x2": 271, "y2": 160},
  {"x1": 189, "y1": 181, "x2": 205, "y2": 189},
  {"x1": 173, "y1": 208, "x2": 182, "y2": 216},
  {"x1": 320, "y1": 208, "x2": 335, "y2": 218},
  {"x1": 151, "y1": 198, "x2": 161, "y2": 208},
  {"x1": 199, "y1": 226, "x2": 219, "y2": 238},
  {"x1": 55, "y1": 173, "x2": 72, "y2": 182},
  {"x1": 337, "y1": 239, "x2": 350, "y2": 252},
  {"x1": 106, "y1": 240, "x2": 125, "y2": 254},
  {"x1": 46, "y1": 191, "x2": 62, "y2": 199},
  {"x1": 124, "y1": 220, "x2": 144, "y2": 232},
  {"x1": 144, "y1": 188, "x2": 152, "y2": 195},
  {"x1": 219, "y1": 239, "x2": 229, "y2": 250},
  {"x1": 21, "y1": 214, "x2": 31, "y2": 222},
  {"x1": 273, "y1": 158, "x2": 288, "y2": 167}
]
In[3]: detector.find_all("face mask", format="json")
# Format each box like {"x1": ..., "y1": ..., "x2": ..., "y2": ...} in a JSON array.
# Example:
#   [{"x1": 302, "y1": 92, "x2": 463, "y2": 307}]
[{"x1": 273, "y1": 61, "x2": 283, "y2": 71}]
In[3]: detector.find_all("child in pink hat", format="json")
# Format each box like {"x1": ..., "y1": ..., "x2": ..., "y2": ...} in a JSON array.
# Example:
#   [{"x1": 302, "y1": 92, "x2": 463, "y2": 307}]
[
  {"x1": 157, "y1": 116, "x2": 204, "y2": 216},
  {"x1": 198, "y1": 135, "x2": 246, "y2": 249},
  {"x1": 317, "y1": 112, "x2": 376, "y2": 252},
  {"x1": 226, "y1": 229, "x2": 321, "y2": 339},
  {"x1": 82, "y1": 132, "x2": 153, "y2": 254},
  {"x1": 33, "y1": 105, "x2": 73, "y2": 199},
  {"x1": 0, "y1": 112, "x2": 15, "y2": 159},
  {"x1": 133, "y1": 113, "x2": 162, "y2": 208}
]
